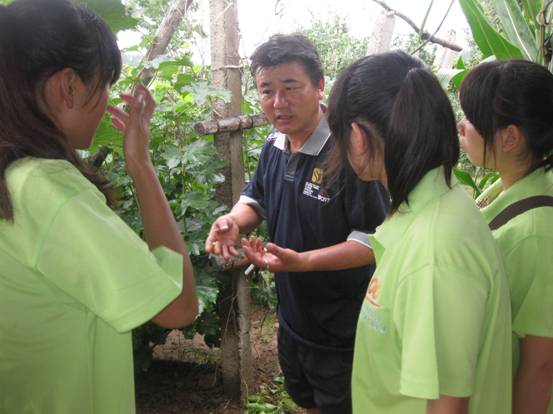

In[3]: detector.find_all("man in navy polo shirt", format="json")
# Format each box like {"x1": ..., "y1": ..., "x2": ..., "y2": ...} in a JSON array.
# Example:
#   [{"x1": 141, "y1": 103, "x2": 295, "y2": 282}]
[{"x1": 205, "y1": 34, "x2": 388, "y2": 414}]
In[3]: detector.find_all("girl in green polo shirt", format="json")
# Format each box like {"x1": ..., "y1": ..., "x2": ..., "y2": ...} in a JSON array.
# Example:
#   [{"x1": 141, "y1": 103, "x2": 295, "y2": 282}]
[
  {"x1": 324, "y1": 51, "x2": 512, "y2": 413},
  {"x1": 459, "y1": 60, "x2": 553, "y2": 414},
  {"x1": 0, "y1": 0, "x2": 197, "y2": 413}
]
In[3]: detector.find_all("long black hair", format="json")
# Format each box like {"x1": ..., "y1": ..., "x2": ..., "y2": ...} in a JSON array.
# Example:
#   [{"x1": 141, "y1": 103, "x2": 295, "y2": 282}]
[
  {"x1": 0, "y1": 0, "x2": 122, "y2": 221},
  {"x1": 460, "y1": 60, "x2": 553, "y2": 172},
  {"x1": 327, "y1": 51, "x2": 459, "y2": 212}
]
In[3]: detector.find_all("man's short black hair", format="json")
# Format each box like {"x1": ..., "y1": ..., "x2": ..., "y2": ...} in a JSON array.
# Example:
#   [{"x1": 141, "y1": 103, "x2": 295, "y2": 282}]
[{"x1": 250, "y1": 33, "x2": 324, "y2": 87}]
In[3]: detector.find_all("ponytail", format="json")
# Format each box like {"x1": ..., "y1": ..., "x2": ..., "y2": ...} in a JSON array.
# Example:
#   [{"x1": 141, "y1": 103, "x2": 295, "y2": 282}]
[
  {"x1": 326, "y1": 51, "x2": 459, "y2": 213},
  {"x1": 386, "y1": 67, "x2": 459, "y2": 211}
]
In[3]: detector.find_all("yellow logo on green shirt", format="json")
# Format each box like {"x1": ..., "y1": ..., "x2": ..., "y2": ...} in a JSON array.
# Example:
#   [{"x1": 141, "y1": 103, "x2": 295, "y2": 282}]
[{"x1": 365, "y1": 277, "x2": 381, "y2": 308}]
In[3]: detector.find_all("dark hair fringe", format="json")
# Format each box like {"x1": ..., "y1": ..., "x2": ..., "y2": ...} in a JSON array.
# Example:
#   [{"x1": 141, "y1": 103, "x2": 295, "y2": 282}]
[{"x1": 250, "y1": 33, "x2": 324, "y2": 87}]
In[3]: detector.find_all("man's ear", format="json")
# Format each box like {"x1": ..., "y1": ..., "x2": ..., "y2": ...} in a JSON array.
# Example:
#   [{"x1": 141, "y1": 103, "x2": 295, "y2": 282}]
[
  {"x1": 317, "y1": 77, "x2": 324, "y2": 99},
  {"x1": 499, "y1": 124, "x2": 526, "y2": 154}
]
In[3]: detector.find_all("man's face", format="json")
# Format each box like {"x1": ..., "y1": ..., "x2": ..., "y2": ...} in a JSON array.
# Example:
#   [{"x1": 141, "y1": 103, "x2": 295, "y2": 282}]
[{"x1": 255, "y1": 61, "x2": 323, "y2": 141}]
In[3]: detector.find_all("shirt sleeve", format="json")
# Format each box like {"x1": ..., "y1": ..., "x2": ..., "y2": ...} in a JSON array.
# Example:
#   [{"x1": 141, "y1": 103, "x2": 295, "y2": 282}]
[
  {"x1": 35, "y1": 188, "x2": 183, "y2": 333},
  {"x1": 240, "y1": 142, "x2": 270, "y2": 219},
  {"x1": 343, "y1": 166, "x2": 390, "y2": 248},
  {"x1": 506, "y1": 236, "x2": 553, "y2": 339},
  {"x1": 393, "y1": 264, "x2": 488, "y2": 399}
]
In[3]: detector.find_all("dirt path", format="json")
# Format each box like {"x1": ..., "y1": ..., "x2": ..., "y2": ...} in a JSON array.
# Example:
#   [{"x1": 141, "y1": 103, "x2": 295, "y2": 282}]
[{"x1": 136, "y1": 305, "x2": 281, "y2": 414}]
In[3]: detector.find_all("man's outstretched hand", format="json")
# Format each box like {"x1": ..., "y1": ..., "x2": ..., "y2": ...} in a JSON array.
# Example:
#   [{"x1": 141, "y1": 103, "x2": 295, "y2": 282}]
[
  {"x1": 241, "y1": 236, "x2": 304, "y2": 273},
  {"x1": 205, "y1": 215, "x2": 241, "y2": 260}
]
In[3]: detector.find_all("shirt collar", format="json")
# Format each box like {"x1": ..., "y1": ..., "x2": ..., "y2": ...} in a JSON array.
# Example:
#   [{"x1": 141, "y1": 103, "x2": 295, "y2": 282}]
[
  {"x1": 478, "y1": 167, "x2": 553, "y2": 222},
  {"x1": 369, "y1": 167, "x2": 455, "y2": 260},
  {"x1": 272, "y1": 116, "x2": 331, "y2": 156}
]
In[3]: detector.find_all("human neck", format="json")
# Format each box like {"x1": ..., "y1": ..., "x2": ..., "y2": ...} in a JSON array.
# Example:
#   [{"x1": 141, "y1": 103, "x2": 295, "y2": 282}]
[
  {"x1": 287, "y1": 111, "x2": 323, "y2": 153},
  {"x1": 498, "y1": 157, "x2": 536, "y2": 190}
]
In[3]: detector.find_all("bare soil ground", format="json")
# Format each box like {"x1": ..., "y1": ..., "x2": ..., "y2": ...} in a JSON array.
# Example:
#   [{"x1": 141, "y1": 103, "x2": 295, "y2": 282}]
[{"x1": 135, "y1": 305, "x2": 281, "y2": 414}]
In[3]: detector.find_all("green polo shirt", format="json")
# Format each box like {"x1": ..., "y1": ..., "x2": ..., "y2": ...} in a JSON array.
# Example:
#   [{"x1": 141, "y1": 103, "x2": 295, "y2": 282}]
[
  {"x1": 477, "y1": 167, "x2": 553, "y2": 414},
  {"x1": 352, "y1": 167, "x2": 512, "y2": 414},
  {"x1": 0, "y1": 158, "x2": 183, "y2": 414}
]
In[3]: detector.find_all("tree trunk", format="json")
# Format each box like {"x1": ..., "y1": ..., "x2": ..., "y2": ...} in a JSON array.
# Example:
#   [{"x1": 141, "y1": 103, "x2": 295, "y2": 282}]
[
  {"x1": 367, "y1": 11, "x2": 396, "y2": 55},
  {"x1": 208, "y1": 0, "x2": 253, "y2": 401},
  {"x1": 436, "y1": 30, "x2": 460, "y2": 69}
]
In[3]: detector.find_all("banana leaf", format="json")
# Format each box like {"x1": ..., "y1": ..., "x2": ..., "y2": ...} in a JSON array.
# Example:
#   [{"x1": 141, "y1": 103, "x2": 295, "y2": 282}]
[
  {"x1": 459, "y1": 0, "x2": 523, "y2": 59},
  {"x1": 493, "y1": 0, "x2": 539, "y2": 61}
]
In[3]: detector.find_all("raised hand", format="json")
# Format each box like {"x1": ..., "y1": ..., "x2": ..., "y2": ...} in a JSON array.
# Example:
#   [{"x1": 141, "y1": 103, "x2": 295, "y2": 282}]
[{"x1": 107, "y1": 84, "x2": 156, "y2": 176}]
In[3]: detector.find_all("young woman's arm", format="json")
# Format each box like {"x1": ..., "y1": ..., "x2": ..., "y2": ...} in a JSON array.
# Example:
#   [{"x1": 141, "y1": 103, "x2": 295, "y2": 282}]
[
  {"x1": 109, "y1": 85, "x2": 197, "y2": 328},
  {"x1": 513, "y1": 335, "x2": 553, "y2": 414},
  {"x1": 427, "y1": 396, "x2": 469, "y2": 414}
]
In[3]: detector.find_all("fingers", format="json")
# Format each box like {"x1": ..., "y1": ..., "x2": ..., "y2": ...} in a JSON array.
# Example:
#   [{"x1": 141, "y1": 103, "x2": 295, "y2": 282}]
[
  {"x1": 221, "y1": 244, "x2": 231, "y2": 260},
  {"x1": 206, "y1": 218, "x2": 240, "y2": 259},
  {"x1": 107, "y1": 106, "x2": 129, "y2": 132},
  {"x1": 111, "y1": 117, "x2": 126, "y2": 133},
  {"x1": 228, "y1": 245, "x2": 240, "y2": 257},
  {"x1": 205, "y1": 236, "x2": 215, "y2": 254},
  {"x1": 241, "y1": 238, "x2": 264, "y2": 267},
  {"x1": 248, "y1": 236, "x2": 264, "y2": 253},
  {"x1": 214, "y1": 218, "x2": 231, "y2": 232},
  {"x1": 106, "y1": 105, "x2": 129, "y2": 121},
  {"x1": 137, "y1": 85, "x2": 156, "y2": 120},
  {"x1": 119, "y1": 85, "x2": 155, "y2": 124}
]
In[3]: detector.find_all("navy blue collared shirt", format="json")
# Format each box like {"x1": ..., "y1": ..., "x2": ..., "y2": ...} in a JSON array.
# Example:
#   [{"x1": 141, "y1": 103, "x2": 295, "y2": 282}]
[{"x1": 241, "y1": 116, "x2": 389, "y2": 349}]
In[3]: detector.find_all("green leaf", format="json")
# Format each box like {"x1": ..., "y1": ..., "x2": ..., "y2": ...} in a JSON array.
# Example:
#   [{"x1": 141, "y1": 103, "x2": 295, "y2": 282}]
[
  {"x1": 196, "y1": 285, "x2": 218, "y2": 314},
  {"x1": 493, "y1": 0, "x2": 539, "y2": 61},
  {"x1": 455, "y1": 55, "x2": 467, "y2": 70},
  {"x1": 477, "y1": 171, "x2": 499, "y2": 190},
  {"x1": 436, "y1": 68, "x2": 465, "y2": 89},
  {"x1": 181, "y1": 192, "x2": 212, "y2": 212},
  {"x1": 459, "y1": 0, "x2": 524, "y2": 59},
  {"x1": 454, "y1": 167, "x2": 480, "y2": 196},
  {"x1": 520, "y1": 0, "x2": 543, "y2": 29},
  {"x1": 90, "y1": 115, "x2": 123, "y2": 153},
  {"x1": 449, "y1": 56, "x2": 468, "y2": 88},
  {"x1": 79, "y1": 0, "x2": 138, "y2": 33}
]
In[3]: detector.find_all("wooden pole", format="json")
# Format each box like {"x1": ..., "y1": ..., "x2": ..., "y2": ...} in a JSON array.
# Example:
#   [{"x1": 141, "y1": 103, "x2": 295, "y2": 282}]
[
  {"x1": 367, "y1": 11, "x2": 396, "y2": 55},
  {"x1": 208, "y1": 0, "x2": 253, "y2": 401}
]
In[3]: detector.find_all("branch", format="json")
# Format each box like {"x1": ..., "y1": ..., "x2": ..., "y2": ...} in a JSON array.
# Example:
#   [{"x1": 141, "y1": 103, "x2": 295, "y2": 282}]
[
  {"x1": 370, "y1": 0, "x2": 463, "y2": 52},
  {"x1": 194, "y1": 113, "x2": 268, "y2": 136},
  {"x1": 140, "y1": 0, "x2": 194, "y2": 85}
]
